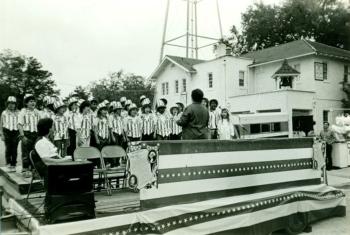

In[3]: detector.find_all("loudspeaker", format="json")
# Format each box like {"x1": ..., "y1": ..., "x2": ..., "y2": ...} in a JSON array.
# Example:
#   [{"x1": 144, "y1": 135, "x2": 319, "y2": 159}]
[
  {"x1": 44, "y1": 192, "x2": 95, "y2": 224},
  {"x1": 44, "y1": 161, "x2": 93, "y2": 195}
]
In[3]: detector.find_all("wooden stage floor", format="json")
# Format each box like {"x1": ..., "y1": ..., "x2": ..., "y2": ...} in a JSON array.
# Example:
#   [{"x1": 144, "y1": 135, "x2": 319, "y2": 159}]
[{"x1": 0, "y1": 166, "x2": 140, "y2": 225}]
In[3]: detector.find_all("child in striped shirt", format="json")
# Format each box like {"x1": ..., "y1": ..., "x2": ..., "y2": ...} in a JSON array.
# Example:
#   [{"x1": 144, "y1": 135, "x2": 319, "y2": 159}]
[
  {"x1": 140, "y1": 98, "x2": 155, "y2": 141},
  {"x1": 124, "y1": 103, "x2": 142, "y2": 142},
  {"x1": 77, "y1": 101, "x2": 93, "y2": 147},
  {"x1": 109, "y1": 102, "x2": 126, "y2": 146},
  {"x1": 67, "y1": 97, "x2": 80, "y2": 156},
  {"x1": 169, "y1": 106, "x2": 182, "y2": 140},
  {"x1": 18, "y1": 94, "x2": 40, "y2": 177},
  {"x1": 0, "y1": 96, "x2": 19, "y2": 172},
  {"x1": 52, "y1": 100, "x2": 70, "y2": 158},
  {"x1": 154, "y1": 100, "x2": 171, "y2": 140},
  {"x1": 94, "y1": 103, "x2": 110, "y2": 150}
]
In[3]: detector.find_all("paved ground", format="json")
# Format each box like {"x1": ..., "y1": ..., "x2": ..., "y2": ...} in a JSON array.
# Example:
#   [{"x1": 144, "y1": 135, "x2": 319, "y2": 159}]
[{"x1": 1, "y1": 140, "x2": 350, "y2": 234}]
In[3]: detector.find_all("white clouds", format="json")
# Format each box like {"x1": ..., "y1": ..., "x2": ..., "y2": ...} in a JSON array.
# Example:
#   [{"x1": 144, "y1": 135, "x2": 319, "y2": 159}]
[{"x1": 0, "y1": 0, "x2": 281, "y2": 96}]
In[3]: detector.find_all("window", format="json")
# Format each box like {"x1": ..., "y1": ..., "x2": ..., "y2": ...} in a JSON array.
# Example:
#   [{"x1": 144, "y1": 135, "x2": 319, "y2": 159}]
[
  {"x1": 272, "y1": 123, "x2": 281, "y2": 132},
  {"x1": 161, "y1": 83, "x2": 165, "y2": 95},
  {"x1": 182, "y1": 79, "x2": 187, "y2": 92},
  {"x1": 293, "y1": 64, "x2": 301, "y2": 81},
  {"x1": 208, "y1": 73, "x2": 213, "y2": 88},
  {"x1": 250, "y1": 124, "x2": 261, "y2": 134},
  {"x1": 165, "y1": 82, "x2": 169, "y2": 95},
  {"x1": 261, "y1": 124, "x2": 271, "y2": 133},
  {"x1": 314, "y1": 62, "x2": 327, "y2": 81},
  {"x1": 323, "y1": 110, "x2": 329, "y2": 122},
  {"x1": 239, "y1": 71, "x2": 245, "y2": 87},
  {"x1": 175, "y1": 80, "x2": 179, "y2": 93},
  {"x1": 344, "y1": 65, "x2": 350, "y2": 84}
]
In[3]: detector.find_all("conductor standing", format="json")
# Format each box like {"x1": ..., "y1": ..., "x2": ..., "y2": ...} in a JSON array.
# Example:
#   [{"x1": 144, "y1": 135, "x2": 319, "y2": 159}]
[{"x1": 177, "y1": 89, "x2": 209, "y2": 140}]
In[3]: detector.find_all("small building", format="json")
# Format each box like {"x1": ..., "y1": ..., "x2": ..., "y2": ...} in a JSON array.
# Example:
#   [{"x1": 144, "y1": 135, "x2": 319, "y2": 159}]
[{"x1": 150, "y1": 39, "x2": 350, "y2": 136}]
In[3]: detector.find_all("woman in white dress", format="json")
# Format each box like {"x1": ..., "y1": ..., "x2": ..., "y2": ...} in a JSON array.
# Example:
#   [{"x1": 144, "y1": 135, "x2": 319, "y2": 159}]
[{"x1": 217, "y1": 108, "x2": 236, "y2": 140}]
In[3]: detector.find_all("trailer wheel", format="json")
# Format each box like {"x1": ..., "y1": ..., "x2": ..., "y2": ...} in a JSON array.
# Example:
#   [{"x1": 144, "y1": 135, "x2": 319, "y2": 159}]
[{"x1": 285, "y1": 213, "x2": 308, "y2": 235}]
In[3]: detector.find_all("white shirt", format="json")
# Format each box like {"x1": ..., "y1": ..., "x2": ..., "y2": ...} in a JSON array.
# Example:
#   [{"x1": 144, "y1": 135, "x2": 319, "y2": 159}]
[
  {"x1": 217, "y1": 119, "x2": 235, "y2": 140},
  {"x1": 35, "y1": 137, "x2": 58, "y2": 159}
]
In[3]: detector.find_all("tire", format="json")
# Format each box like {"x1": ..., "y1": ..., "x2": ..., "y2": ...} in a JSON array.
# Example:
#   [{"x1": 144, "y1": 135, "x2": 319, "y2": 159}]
[{"x1": 285, "y1": 213, "x2": 308, "y2": 235}]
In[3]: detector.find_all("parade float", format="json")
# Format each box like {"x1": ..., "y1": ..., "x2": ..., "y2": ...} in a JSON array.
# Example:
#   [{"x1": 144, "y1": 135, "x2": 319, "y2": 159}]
[{"x1": 0, "y1": 138, "x2": 346, "y2": 235}]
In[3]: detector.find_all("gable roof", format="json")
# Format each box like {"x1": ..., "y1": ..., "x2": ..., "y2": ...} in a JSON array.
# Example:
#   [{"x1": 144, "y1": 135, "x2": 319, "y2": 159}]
[
  {"x1": 242, "y1": 39, "x2": 350, "y2": 66},
  {"x1": 149, "y1": 55, "x2": 206, "y2": 79},
  {"x1": 272, "y1": 59, "x2": 300, "y2": 78}
]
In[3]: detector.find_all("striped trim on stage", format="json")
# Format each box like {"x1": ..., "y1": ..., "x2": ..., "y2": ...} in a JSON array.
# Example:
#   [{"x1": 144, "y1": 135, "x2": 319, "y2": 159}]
[
  {"x1": 67, "y1": 188, "x2": 345, "y2": 235},
  {"x1": 140, "y1": 139, "x2": 319, "y2": 208},
  {"x1": 147, "y1": 138, "x2": 314, "y2": 155}
]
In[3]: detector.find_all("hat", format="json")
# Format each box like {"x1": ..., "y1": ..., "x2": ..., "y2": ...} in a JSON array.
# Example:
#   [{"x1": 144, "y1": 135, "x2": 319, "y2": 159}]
[
  {"x1": 88, "y1": 96, "x2": 97, "y2": 103},
  {"x1": 77, "y1": 99, "x2": 85, "y2": 107},
  {"x1": 53, "y1": 100, "x2": 66, "y2": 110},
  {"x1": 24, "y1": 94, "x2": 35, "y2": 103},
  {"x1": 7, "y1": 96, "x2": 17, "y2": 103},
  {"x1": 68, "y1": 97, "x2": 78, "y2": 106},
  {"x1": 140, "y1": 95, "x2": 146, "y2": 101},
  {"x1": 110, "y1": 101, "x2": 117, "y2": 108},
  {"x1": 114, "y1": 101, "x2": 123, "y2": 109},
  {"x1": 141, "y1": 98, "x2": 151, "y2": 107},
  {"x1": 156, "y1": 99, "x2": 166, "y2": 108},
  {"x1": 125, "y1": 99, "x2": 132, "y2": 105},
  {"x1": 128, "y1": 103, "x2": 138, "y2": 111},
  {"x1": 120, "y1": 97, "x2": 127, "y2": 103},
  {"x1": 43, "y1": 96, "x2": 51, "y2": 104},
  {"x1": 97, "y1": 103, "x2": 107, "y2": 111},
  {"x1": 103, "y1": 99, "x2": 110, "y2": 105}
]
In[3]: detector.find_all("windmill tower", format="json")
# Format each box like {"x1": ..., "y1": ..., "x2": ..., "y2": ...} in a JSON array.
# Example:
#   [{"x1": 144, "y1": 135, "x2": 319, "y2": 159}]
[{"x1": 159, "y1": 0, "x2": 223, "y2": 62}]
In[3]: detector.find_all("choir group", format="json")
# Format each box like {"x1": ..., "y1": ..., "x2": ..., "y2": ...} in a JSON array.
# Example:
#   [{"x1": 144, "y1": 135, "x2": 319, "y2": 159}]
[{"x1": 0, "y1": 93, "x2": 238, "y2": 177}]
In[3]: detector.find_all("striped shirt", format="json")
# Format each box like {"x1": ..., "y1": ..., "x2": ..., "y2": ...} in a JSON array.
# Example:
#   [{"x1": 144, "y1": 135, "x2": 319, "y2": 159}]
[
  {"x1": 155, "y1": 113, "x2": 171, "y2": 137},
  {"x1": 39, "y1": 109, "x2": 54, "y2": 119},
  {"x1": 1, "y1": 109, "x2": 19, "y2": 131},
  {"x1": 209, "y1": 109, "x2": 221, "y2": 129},
  {"x1": 125, "y1": 116, "x2": 142, "y2": 138},
  {"x1": 109, "y1": 115, "x2": 124, "y2": 135},
  {"x1": 67, "y1": 111, "x2": 80, "y2": 130},
  {"x1": 94, "y1": 117, "x2": 109, "y2": 139},
  {"x1": 170, "y1": 114, "x2": 182, "y2": 135},
  {"x1": 141, "y1": 113, "x2": 155, "y2": 135},
  {"x1": 79, "y1": 113, "x2": 94, "y2": 139},
  {"x1": 18, "y1": 108, "x2": 40, "y2": 132},
  {"x1": 53, "y1": 115, "x2": 69, "y2": 140}
]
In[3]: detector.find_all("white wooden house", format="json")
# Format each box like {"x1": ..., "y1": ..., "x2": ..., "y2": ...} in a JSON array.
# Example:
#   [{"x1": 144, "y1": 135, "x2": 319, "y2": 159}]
[{"x1": 150, "y1": 39, "x2": 350, "y2": 136}]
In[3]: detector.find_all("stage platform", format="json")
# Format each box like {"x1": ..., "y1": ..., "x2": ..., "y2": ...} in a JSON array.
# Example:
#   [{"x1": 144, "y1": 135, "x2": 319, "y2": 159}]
[{"x1": 0, "y1": 165, "x2": 140, "y2": 229}]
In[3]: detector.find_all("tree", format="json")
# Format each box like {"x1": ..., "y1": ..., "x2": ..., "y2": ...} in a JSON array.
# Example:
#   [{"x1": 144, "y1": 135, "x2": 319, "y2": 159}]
[
  {"x1": 67, "y1": 85, "x2": 90, "y2": 101},
  {"x1": 0, "y1": 50, "x2": 59, "y2": 111},
  {"x1": 89, "y1": 70, "x2": 154, "y2": 106},
  {"x1": 224, "y1": 0, "x2": 350, "y2": 54}
]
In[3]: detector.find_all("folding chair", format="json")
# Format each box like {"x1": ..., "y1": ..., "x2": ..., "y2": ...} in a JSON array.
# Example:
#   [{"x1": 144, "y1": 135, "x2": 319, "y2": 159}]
[
  {"x1": 26, "y1": 150, "x2": 45, "y2": 201},
  {"x1": 73, "y1": 147, "x2": 111, "y2": 195},
  {"x1": 101, "y1": 146, "x2": 128, "y2": 192}
]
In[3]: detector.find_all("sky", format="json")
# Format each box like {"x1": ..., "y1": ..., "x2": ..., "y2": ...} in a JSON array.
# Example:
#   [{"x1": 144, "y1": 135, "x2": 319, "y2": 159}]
[{"x1": 0, "y1": 0, "x2": 281, "y2": 96}]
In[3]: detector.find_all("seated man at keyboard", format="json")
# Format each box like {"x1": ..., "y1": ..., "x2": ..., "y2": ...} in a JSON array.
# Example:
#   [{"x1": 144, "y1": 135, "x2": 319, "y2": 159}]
[{"x1": 35, "y1": 118, "x2": 72, "y2": 162}]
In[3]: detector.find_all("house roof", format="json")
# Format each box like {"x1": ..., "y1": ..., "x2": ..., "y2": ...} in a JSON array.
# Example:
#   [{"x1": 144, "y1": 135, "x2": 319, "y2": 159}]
[
  {"x1": 242, "y1": 39, "x2": 350, "y2": 65},
  {"x1": 272, "y1": 59, "x2": 300, "y2": 78},
  {"x1": 149, "y1": 55, "x2": 206, "y2": 79},
  {"x1": 166, "y1": 55, "x2": 205, "y2": 73}
]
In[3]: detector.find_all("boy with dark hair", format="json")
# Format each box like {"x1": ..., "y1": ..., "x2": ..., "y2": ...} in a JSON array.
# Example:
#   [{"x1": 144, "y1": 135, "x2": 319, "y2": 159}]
[
  {"x1": 209, "y1": 99, "x2": 220, "y2": 139},
  {"x1": 177, "y1": 89, "x2": 209, "y2": 140}
]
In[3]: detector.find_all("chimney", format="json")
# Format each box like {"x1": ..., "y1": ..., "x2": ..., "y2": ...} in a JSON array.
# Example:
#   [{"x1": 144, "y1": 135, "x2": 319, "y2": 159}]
[
  {"x1": 214, "y1": 42, "x2": 227, "y2": 58},
  {"x1": 226, "y1": 47, "x2": 232, "y2": 56}
]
